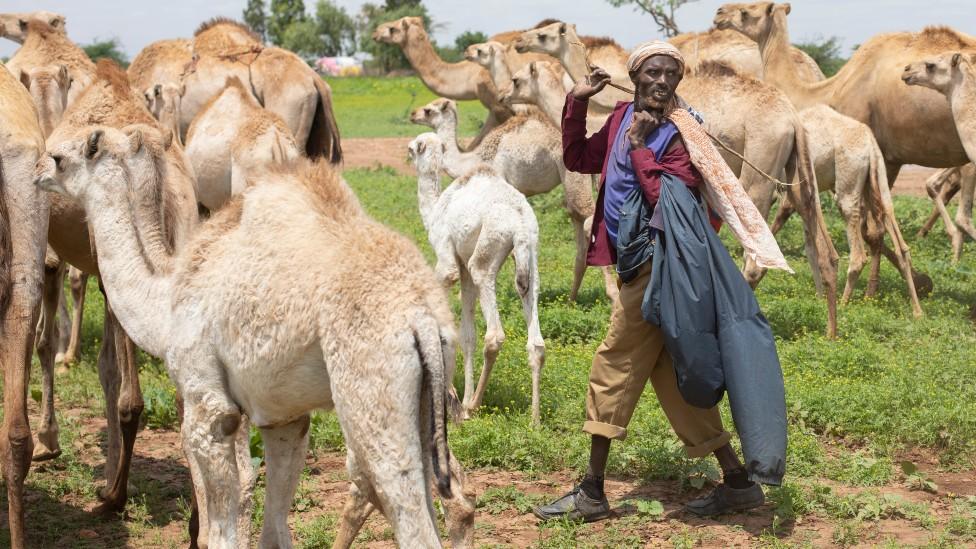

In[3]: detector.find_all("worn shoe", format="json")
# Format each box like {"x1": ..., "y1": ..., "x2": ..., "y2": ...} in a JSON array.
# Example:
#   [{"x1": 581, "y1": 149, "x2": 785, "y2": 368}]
[
  {"x1": 684, "y1": 482, "x2": 765, "y2": 516},
  {"x1": 532, "y1": 486, "x2": 611, "y2": 523}
]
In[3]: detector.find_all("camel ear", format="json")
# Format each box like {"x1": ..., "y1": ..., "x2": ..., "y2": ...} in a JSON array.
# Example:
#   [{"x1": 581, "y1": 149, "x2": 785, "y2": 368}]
[
  {"x1": 441, "y1": 142, "x2": 446, "y2": 155},
  {"x1": 951, "y1": 53, "x2": 962, "y2": 68},
  {"x1": 57, "y1": 65, "x2": 70, "y2": 87},
  {"x1": 18, "y1": 69, "x2": 30, "y2": 91},
  {"x1": 51, "y1": 16, "x2": 64, "y2": 29},
  {"x1": 530, "y1": 61, "x2": 538, "y2": 76},
  {"x1": 400, "y1": 19, "x2": 409, "y2": 31},
  {"x1": 161, "y1": 129, "x2": 174, "y2": 150},
  {"x1": 439, "y1": 100, "x2": 449, "y2": 112},
  {"x1": 416, "y1": 140, "x2": 426, "y2": 156},
  {"x1": 86, "y1": 129, "x2": 104, "y2": 160},
  {"x1": 154, "y1": 84, "x2": 162, "y2": 97},
  {"x1": 18, "y1": 19, "x2": 26, "y2": 31},
  {"x1": 559, "y1": 23, "x2": 566, "y2": 35},
  {"x1": 782, "y1": 3, "x2": 791, "y2": 15},
  {"x1": 126, "y1": 128, "x2": 144, "y2": 154}
]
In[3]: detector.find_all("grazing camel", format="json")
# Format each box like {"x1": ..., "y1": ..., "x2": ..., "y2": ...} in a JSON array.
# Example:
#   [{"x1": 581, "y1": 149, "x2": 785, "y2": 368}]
[
  {"x1": 180, "y1": 18, "x2": 341, "y2": 162},
  {"x1": 143, "y1": 82, "x2": 185, "y2": 147},
  {"x1": 513, "y1": 32, "x2": 839, "y2": 336},
  {"x1": 0, "y1": 61, "x2": 50, "y2": 549},
  {"x1": 408, "y1": 132, "x2": 545, "y2": 423},
  {"x1": 0, "y1": 11, "x2": 65, "y2": 43},
  {"x1": 183, "y1": 77, "x2": 300, "y2": 211},
  {"x1": 411, "y1": 97, "x2": 614, "y2": 303},
  {"x1": 904, "y1": 52, "x2": 976, "y2": 261},
  {"x1": 713, "y1": 2, "x2": 976, "y2": 182},
  {"x1": 34, "y1": 124, "x2": 475, "y2": 549},
  {"x1": 38, "y1": 60, "x2": 199, "y2": 518}
]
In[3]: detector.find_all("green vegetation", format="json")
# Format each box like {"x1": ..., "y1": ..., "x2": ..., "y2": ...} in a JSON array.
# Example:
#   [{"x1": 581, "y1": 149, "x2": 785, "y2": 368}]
[
  {"x1": 326, "y1": 76, "x2": 488, "y2": 137},
  {"x1": 3, "y1": 76, "x2": 973, "y2": 547},
  {"x1": 82, "y1": 38, "x2": 128, "y2": 68},
  {"x1": 794, "y1": 35, "x2": 848, "y2": 77}
]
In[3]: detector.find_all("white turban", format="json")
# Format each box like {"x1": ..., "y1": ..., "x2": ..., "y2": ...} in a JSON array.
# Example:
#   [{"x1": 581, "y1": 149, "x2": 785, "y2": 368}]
[{"x1": 627, "y1": 40, "x2": 685, "y2": 75}]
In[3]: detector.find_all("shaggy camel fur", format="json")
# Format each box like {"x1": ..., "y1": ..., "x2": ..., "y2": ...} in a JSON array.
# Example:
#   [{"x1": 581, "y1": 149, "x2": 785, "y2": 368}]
[
  {"x1": 127, "y1": 38, "x2": 192, "y2": 95},
  {"x1": 408, "y1": 133, "x2": 546, "y2": 423},
  {"x1": 515, "y1": 32, "x2": 839, "y2": 336},
  {"x1": 411, "y1": 97, "x2": 616, "y2": 303},
  {"x1": 0, "y1": 61, "x2": 50, "y2": 549},
  {"x1": 34, "y1": 124, "x2": 476, "y2": 549},
  {"x1": 904, "y1": 52, "x2": 976, "y2": 261},
  {"x1": 713, "y1": 2, "x2": 976, "y2": 182},
  {"x1": 373, "y1": 16, "x2": 514, "y2": 147},
  {"x1": 184, "y1": 77, "x2": 300, "y2": 211},
  {"x1": 144, "y1": 82, "x2": 185, "y2": 147},
  {"x1": 37, "y1": 61, "x2": 199, "y2": 520},
  {"x1": 180, "y1": 19, "x2": 341, "y2": 163},
  {"x1": 0, "y1": 11, "x2": 65, "y2": 43},
  {"x1": 7, "y1": 20, "x2": 94, "y2": 107}
]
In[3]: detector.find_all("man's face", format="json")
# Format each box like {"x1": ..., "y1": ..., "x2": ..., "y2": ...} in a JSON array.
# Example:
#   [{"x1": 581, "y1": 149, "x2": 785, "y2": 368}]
[{"x1": 632, "y1": 55, "x2": 682, "y2": 112}]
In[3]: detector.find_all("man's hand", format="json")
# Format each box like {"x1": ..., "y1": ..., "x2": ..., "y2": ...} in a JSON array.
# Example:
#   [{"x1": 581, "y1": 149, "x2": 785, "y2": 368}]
[
  {"x1": 571, "y1": 67, "x2": 611, "y2": 101},
  {"x1": 627, "y1": 110, "x2": 662, "y2": 150}
]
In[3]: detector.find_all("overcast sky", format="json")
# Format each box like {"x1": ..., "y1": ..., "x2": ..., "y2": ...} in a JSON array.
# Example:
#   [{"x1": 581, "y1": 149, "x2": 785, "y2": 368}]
[{"x1": 2, "y1": 0, "x2": 974, "y2": 59}]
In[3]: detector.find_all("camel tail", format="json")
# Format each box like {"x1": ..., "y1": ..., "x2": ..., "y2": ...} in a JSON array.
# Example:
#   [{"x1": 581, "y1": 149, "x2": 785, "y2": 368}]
[
  {"x1": 0, "y1": 157, "x2": 12, "y2": 316},
  {"x1": 307, "y1": 77, "x2": 343, "y2": 164},
  {"x1": 414, "y1": 315, "x2": 453, "y2": 499}
]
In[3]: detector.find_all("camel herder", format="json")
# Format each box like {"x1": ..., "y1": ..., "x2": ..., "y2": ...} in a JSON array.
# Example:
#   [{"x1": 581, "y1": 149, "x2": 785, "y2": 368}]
[{"x1": 533, "y1": 41, "x2": 790, "y2": 522}]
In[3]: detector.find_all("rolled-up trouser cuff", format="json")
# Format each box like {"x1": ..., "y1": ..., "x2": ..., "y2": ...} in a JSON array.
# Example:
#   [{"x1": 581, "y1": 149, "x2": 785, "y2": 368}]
[
  {"x1": 684, "y1": 430, "x2": 731, "y2": 458},
  {"x1": 583, "y1": 420, "x2": 628, "y2": 441}
]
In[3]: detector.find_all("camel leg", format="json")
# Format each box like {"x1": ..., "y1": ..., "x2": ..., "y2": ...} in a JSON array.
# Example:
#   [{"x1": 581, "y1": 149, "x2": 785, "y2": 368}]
[
  {"x1": 468, "y1": 252, "x2": 508, "y2": 415},
  {"x1": 33, "y1": 260, "x2": 65, "y2": 461},
  {"x1": 333, "y1": 469, "x2": 378, "y2": 549},
  {"x1": 441, "y1": 453, "x2": 475, "y2": 549},
  {"x1": 94, "y1": 303, "x2": 144, "y2": 515},
  {"x1": 179, "y1": 395, "x2": 210, "y2": 549},
  {"x1": 952, "y1": 173, "x2": 976, "y2": 262},
  {"x1": 569, "y1": 216, "x2": 589, "y2": 302},
  {"x1": 918, "y1": 171, "x2": 961, "y2": 238},
  {"x1": 836, "y1": 196, "x2": 868, "y2": 305},
  {"x1": 234, "y1": 415, "x2": 254, "y2": 549},
  {"x1": 1, "y1": 265, "x2": 44, "y2": 549},
  {"x1": 769, "y1": 195, "x2": 795, "y2": 236},
  {"x1": 258, "y1": 415, "x2": 310, "y2": 549},
  {"x1": 55, "y1": 275, "x2": 70, "y2": 365},
  {"x1": 458, "y1": 268, "x2": 477, "y2": 418},
  {"x1": 513, "y1": 242, "x2": 545, "y2": 425},
  {"x1": 62, "y1": 267, "x2": 88, "y2": 366}
]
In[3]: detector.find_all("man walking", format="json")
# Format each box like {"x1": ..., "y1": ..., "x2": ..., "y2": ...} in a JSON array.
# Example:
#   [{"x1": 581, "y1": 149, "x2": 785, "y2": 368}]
[{"x1": 533, "y1": 41, "x2": 782, "y2": 522}]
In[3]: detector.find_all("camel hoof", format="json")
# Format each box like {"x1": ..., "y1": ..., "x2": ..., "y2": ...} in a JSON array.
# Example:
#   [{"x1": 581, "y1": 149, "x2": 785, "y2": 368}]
[
  {"x1": 912, "y1": 271, "x2": 934, "y2": 299},
  {"x1": 54, "y1": 352, "x2": 65, "y2": 364},
  {"x1": 31, "y1": 447, "x2": 62, "y2": 462},
  {"x1": 93, "y1": 498, "x2": 126, "y2": 516}
]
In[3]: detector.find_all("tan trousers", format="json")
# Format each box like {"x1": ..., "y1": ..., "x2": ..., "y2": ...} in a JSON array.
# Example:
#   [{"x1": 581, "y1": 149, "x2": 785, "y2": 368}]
[{"x1": 583, "y1": 262, "x2": 731, "y2": 458}]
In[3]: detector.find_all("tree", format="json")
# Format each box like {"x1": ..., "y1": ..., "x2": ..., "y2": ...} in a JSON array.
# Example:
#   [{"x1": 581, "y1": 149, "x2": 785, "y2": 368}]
[
  {"x1": 269, "y1": 0, "x2": 307, "y2": 46},
  {"x1": 794, "y1": 35, "x2": 847, "y2": 77},
  {"x1": 315, "y1": 0, "x2": 357, "y2": 56},
  {"x1": 357, "y1": 2, "x2": 432, "y2": 73},
  {"x1": 605, "y1": 0, "x2": 698, "y2": 37},
  {"x1": 384, "y1": 0, "x2": 422, "y2": 9},
  {"x1": 83, "y1": 38, "x2": 129, "y2": 67},
  {"x1": 281, "y1": 19, "x2": 323, "y2": 57},
  {"x1": 243, "y1": 0, "x2": 268, "y2": 42},
  {"x1": 454, "y1": 30, "x2": 488, "y2": 53}
]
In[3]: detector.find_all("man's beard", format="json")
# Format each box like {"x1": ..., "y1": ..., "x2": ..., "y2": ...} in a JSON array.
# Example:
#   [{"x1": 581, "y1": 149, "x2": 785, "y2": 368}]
[{"x1": 635, "y1": 91, "x2": 673, "y2": 112}]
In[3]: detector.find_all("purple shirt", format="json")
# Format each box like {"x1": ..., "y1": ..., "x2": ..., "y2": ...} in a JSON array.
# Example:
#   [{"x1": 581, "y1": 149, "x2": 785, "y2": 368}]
[{"x1": 604, "y1": 103, "x2": 679, "y2": 246}]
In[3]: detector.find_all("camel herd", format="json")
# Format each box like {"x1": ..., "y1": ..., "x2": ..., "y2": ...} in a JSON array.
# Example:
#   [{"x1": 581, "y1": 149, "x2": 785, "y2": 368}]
[{"x1": 0, "y1": 2, "x2": 974, "y2": 548}]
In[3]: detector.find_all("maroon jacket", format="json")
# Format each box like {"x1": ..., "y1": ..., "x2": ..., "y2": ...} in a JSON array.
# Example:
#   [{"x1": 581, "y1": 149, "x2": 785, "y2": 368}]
[{"x1": 561, "y1": 93, "x2": 705, "y2": 267}]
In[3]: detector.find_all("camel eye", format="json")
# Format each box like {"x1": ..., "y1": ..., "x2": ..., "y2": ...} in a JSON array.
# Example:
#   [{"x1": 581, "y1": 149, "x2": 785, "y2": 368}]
[
  {"x1": 424, "y1": 108, "x2": 431, "y2": 116},
  {"x1": 926, "y1": 63, "x2": 935, "y2": 71},
  {"x1": 52, "y1": 155, "x2": 64, "y2": 171}
]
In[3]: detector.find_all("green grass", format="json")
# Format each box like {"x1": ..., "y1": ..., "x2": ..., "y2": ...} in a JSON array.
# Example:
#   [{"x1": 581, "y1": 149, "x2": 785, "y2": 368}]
[{"x1": 325, "y1": 76, "x2": 488, "y2": 138}]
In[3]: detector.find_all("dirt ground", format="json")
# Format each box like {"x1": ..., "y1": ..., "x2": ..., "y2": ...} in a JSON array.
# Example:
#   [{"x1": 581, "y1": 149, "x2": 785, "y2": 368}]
[
  {"x1": 17, "y1": 406, "x2": 974, "y2": 548},
  {"x1": 341, "y1": 138, "x2": 940, "y2": 198}
]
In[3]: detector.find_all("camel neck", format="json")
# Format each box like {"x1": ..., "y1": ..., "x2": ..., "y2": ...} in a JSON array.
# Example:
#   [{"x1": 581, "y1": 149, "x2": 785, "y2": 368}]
[
  {"x1": 434, "y1": 112, "x2": 461, "y2": 156},
  {"x1": 560, "y1": 40, "x2": 590, "y2": 83},
  {"x1": 758, "y1": 11, "x2": 830, "y2": 108},
  {"x1": 84, "y1": 174, "x2": 173, "y2": 359},
  {"x1": 486, "y1": 59, "x2": 511, "y2": 91},
  {"x1": 949, "y1": 69, "x2": 976, "y2": 160},
  {"x1": 415, "y1": 168, "x2": 442, "y2": 231},
  {"x1": 402, "y1": 28, "x2": 467, "y2": 93},
  {"x1": 536, "y1": 82, "x2": 565, "y2": 127}
]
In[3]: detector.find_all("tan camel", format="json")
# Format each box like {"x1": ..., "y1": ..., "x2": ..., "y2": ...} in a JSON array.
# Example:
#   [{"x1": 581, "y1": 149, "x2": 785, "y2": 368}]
[
  {"x1": 501, "y1": 59, "x2": 605, "y2": 134},
  {"x1": 0, "y1": 60, "x2": 50, "y2": 549},
  {"x1": 513, "y1": 21, "x2": 824, "y2": 113},
  {"x1": 35, "y1": 123, "x2": 476, "y2": 549},
  {"x1": 6, "y1": 20, "x2": 95, "y2": 106},
  {"x1": 514, "y1": 34, "x2": 839, "y2": 336},
  {"x1": 184, "y1": 77, "x2": 301, "y2": 211},
  {"x1": 144, "y1": 82, "x2": 185, "y2": 147},
  {"x1": 180, "y1": 18, "x2": 341, "y2": 162},
  {"x1": 411, "y1": 98, "x2": 616, "y2": 304},
  {"x1": 372, "y1": 16, "x2": 515, "y2": 146},
  {"x1": 37, "y1": 60, "x2": 198, "y2": 519},
  {"x1": 904, "y1": 52, "x2": 976, "y2": 261},
  {"x1": 713, "y1": 2, "x2": 976, "y2": 182},
  {"x1": 127, "y1": 38, "x2": 192, "y2": 94},
  {"x1": 0, "y1": 11, "x2": 65, "y2": 43}
]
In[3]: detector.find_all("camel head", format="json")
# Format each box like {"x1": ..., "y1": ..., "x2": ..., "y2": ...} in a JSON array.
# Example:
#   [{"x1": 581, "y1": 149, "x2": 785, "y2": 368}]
[
  {"x1": 18, "y1": 64, "x2": 71, "y2": 138},
  {"x1": 0, "y1": 11, "x2": 65, "y2": 43},
  {"x1": 407, "y1": 132, "x2": 446, "y2": 175},
  {"x1": 502, "y1": 61, "x2": 554, "y2": 106},
  {"x1": 464, "y1": 41, "x2": 505, "y2": 68},
  {"x1": 410, "y1": 98, "x2": 456, "y2": 129},
  {"x1": 34, "y1": 125, "x2": 170, "y2": 203},
  {"x1": 514, "y1": 21, "x2": 575, "y2": 55},
  {"x1": 372, "y1": 16, "x2": 424, "y2": 46},
  {"x1": 143, "y1": 82, "x2": 185, "y2": 146},
  {"x1": 713, "y1": 2, "x2": 789, "y2": 41},
  {"x1": 903, "y1": 52, "x2": 976, "y2": 93}
]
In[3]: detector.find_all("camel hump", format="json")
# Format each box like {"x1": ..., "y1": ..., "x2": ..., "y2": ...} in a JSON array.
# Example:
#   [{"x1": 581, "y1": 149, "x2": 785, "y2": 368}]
[
  {"x1": 915, "y1": 25, "x2": 976, "y2": 49},
  {"x1": 694, "y1": 60, "x2": 740, "y2": 78},
  {"x1": 193, "y1": 17, "x2": 260, "y2": 41},
  {"x1": 95, "y1": 58, "x2": 132, "y2": 94}
]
